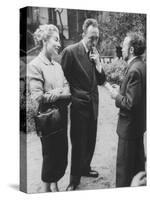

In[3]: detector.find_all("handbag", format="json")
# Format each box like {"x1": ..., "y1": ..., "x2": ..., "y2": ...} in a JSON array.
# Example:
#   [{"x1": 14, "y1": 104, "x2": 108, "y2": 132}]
[{"x1": 34, "y1": 104, "x2": 64, "y2": 137}]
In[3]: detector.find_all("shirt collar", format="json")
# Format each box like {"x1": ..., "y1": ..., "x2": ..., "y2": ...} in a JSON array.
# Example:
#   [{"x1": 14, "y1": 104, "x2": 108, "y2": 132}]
[
  {"x1": 82, "y1": 40, "x2": 89, "y2": 53},
  {"x1": 127, "y1": 56, "x2": 137, "y2": 65},
  {"x1": 39, "y1": 52, "x2": 54, "y2": 65}
]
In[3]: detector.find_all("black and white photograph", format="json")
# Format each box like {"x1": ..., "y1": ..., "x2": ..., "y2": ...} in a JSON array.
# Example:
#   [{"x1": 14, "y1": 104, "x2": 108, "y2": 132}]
[{"x1": 20, "y1": 6, "x2": 147, "y2": 194}]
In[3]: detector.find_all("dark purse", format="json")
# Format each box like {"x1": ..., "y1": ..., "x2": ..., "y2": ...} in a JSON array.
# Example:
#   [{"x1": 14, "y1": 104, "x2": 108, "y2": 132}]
[{"x1": 34, "y1": 104, "x2": 64, "y2": 137}]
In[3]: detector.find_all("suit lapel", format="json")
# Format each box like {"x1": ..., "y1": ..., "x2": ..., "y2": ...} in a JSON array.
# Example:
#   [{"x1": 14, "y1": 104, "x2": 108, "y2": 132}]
[{"x1": 76, "y1": 41, "x2": 93, "y2": 83}]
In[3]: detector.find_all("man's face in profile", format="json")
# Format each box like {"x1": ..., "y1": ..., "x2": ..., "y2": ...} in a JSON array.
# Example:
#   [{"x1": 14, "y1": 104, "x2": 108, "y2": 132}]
[
  {"x1": 122, "y1": 36, "x2": 131, "y2": 62},
  {"x1": 83, "y1": 25, "x2": 99, "y2": 51}
]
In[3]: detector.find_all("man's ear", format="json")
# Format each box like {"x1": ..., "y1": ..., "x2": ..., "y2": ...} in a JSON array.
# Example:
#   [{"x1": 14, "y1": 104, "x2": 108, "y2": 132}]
[
  {"x1": 42, "y1": 40, "x2": 46, "y2": 46},
  {"x1": 130, "y1": 46, "x2": 134, "y2": 55},
  {"x1": 82, "y1": 32, "x2": 85, "y2": 38}
]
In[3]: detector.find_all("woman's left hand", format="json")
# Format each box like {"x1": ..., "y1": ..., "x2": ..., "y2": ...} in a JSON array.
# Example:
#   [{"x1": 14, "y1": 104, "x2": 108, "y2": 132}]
[{"x1": 48, "y1": 88, "x2": 62, "y2": 102}]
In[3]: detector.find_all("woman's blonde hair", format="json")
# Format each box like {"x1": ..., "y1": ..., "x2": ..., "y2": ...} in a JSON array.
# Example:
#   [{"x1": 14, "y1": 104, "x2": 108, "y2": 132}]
[{"x1": 34, "y1": 24, "x2": 59, "y2": 46}]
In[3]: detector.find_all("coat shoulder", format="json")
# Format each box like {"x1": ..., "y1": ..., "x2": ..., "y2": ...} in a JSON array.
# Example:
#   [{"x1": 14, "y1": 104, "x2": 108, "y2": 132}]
[
  {"x1": 63, "y1": 42, "x2": 80, "y2": 53},
  {"x1": 129, "y1": 58, "x2": 145, "y2": 75},
  {"x1": 28, "y1": 56, "x2": 41, "y2": 68}
]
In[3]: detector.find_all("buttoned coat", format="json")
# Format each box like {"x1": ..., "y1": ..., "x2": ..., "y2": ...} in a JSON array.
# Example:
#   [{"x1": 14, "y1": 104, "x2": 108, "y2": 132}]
[{"x1": 61, "y1": 41, "x2": 106, "y2": 120}]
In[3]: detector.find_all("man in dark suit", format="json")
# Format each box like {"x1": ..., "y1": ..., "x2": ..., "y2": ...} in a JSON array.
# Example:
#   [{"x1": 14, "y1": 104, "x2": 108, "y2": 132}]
[
  {"x1": 110, "y1": 32, "x2": 146, "y2": 187},
  {"x1": 61, "y1": 19, "x2": 106, "y2": 190}
]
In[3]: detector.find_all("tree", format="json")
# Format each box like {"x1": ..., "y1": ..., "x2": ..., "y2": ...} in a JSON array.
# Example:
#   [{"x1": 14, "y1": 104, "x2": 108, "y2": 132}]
[
  {"x1": 98, "y1": 12, "x2": 146, "y2": 56},
  {"x1": 55, "y1": 8, "x2": 65, "y2": 49}
]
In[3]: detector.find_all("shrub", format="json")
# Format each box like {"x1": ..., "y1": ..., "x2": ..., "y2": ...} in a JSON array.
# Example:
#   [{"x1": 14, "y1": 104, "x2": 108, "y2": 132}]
[{"x1": 102, "y1": 58, "x2": 128, "y2": 85}]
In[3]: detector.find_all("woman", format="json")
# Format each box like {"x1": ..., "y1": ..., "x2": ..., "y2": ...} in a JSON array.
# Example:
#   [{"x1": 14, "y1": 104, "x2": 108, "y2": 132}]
[{"x1": 28, "y1": 24, "x2": 70, "y2": 192}]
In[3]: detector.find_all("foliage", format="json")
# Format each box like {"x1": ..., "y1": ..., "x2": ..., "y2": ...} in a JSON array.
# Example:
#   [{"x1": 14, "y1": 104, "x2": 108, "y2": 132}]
[
  {"x1": 26, "y1": 93, "x2": 37, "y2": 133},
  {"x1": 20, "y1": 85, "x2": 37, "y2": 133},
  {"x1": 98, "y1": 12, "x2": 146, "y2": 55},
  {"x1": 103, "y1": 58, "x2": 128, "y2": 85}
]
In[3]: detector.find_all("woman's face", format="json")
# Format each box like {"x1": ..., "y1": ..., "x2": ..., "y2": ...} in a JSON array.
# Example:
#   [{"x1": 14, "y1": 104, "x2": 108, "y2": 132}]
[{"x1": 45, "y1": 31, "x2": 61, "y2": 57}]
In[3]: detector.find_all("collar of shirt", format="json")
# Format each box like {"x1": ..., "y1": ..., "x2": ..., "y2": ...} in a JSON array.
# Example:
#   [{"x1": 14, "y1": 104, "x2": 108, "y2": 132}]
[
  {"x1": 39, "y1": 52, "x2": 54, "y2": 65},
  {"x1": 127, "y1": 56, "x2": 137, "y2": 65},
  {"x1": 82, "y1": 40, "x2": 89, "y2": 53}
]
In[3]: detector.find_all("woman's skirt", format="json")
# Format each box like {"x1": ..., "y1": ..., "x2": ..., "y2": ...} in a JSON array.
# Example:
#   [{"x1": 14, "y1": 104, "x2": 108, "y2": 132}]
[{"x1": 40, "y1": 109, "x2": 68, "y2": 183}]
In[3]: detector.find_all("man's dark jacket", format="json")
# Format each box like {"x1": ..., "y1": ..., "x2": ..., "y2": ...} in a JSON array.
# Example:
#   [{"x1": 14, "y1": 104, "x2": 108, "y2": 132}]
[
  {"x1": 115, "y1": 56, "x2": 146, "y2": 187},
  {"x1": 61, "y1": 41, "x2": 106, "y2": 119},
  {"x1": 116, "y1": 56, "x2": 146, "y2": 139}
]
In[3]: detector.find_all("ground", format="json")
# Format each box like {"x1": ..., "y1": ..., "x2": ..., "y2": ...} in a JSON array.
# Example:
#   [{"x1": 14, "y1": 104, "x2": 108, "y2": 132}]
[{"x1": 21, "y1": 86, "x2": 119, "y2": 193}]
